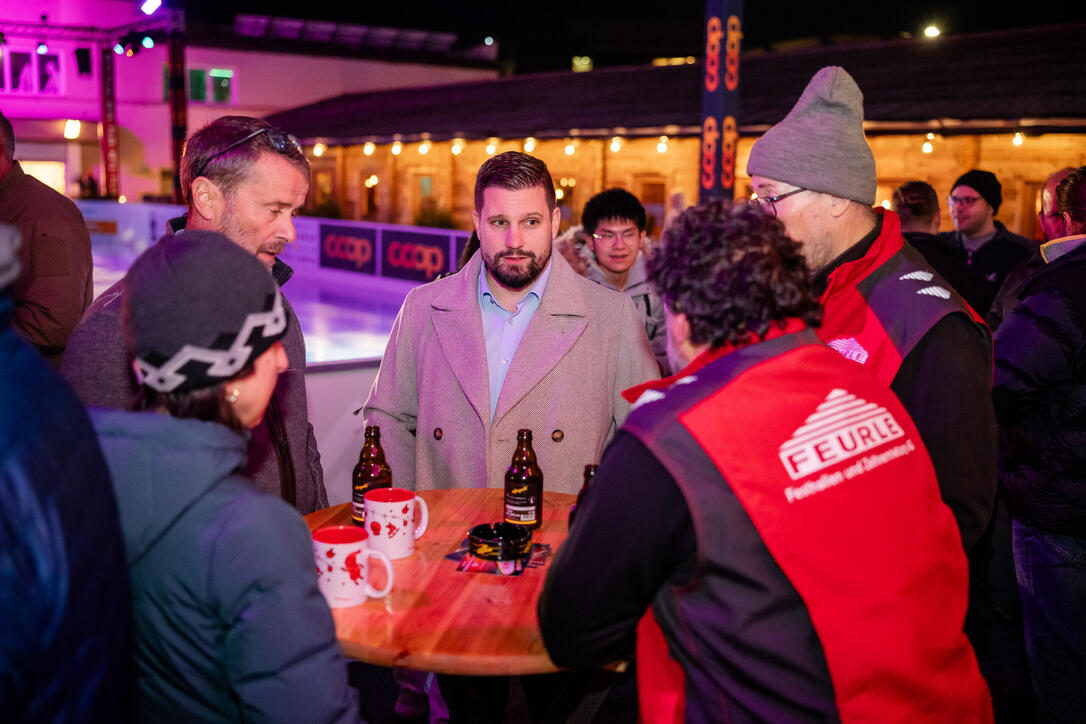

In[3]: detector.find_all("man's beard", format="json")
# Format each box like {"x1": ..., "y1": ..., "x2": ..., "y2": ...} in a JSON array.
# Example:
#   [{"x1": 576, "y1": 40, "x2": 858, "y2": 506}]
[
  {"x1": 483, "y1": 245, "x2": 551, "y2": 290},
  {"x1": 220, "y1": 207, "x2": 284, "y2": 270}
]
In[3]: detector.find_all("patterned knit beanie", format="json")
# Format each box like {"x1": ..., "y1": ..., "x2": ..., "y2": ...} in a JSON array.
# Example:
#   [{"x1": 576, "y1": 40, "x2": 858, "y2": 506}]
[
  {"x1": 124, "y1": 230, "x2": 287, "y2": 393},
  {"x1": 747, "y1": 66, "x2": 876, "y2": 205}
]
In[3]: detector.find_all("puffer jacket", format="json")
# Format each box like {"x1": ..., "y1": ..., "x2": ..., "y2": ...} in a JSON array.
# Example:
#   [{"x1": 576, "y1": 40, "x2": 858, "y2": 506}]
[
  {"x1": 993, "y1": 234, "x2": 1086, "y2": 535},
  {"x1": 0, "y1": 285, "x2": 131, "y2": 723},
  {"x1": 90, "y1": 408, "x2": 360, "y2": 723}
]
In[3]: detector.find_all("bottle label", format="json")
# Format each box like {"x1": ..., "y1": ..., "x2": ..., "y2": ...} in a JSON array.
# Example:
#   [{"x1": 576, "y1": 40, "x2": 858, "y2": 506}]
[
  {"x1": 352, "y1": 499, "x2": 366, "y2": 523},
  {"x1": 505, "y1": 503, "x2": 538, "y2": 525}
]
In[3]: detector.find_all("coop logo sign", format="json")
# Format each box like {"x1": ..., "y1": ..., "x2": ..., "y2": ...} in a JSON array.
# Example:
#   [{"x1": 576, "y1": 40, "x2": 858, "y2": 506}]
[
  {"x1": 382, "y1": 230, "x2": 451, "y2": 282},
  {"x1": 704, "y1": 14, "x2": 742, "y2": 93},
  {"x1": 387, "y1": 241, "x2": 445, "y2": 279},
  {"x1": 699, "y1": 2, "x2": 743, "y2": 201},
  {"x1": 319, "y1": 224, "x2": 377, "y2": 275},
  {"x1": 701, "y1": 115, "x2": 739, "y2": 191}
]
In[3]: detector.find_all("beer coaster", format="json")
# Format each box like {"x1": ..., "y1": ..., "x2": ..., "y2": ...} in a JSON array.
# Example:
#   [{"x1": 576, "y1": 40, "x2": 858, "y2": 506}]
[{"x1": 446, "y1": 540, "x2": 552, "y2": 576}]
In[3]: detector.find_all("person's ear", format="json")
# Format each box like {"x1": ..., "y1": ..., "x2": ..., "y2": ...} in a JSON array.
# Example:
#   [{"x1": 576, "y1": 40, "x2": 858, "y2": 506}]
[{"x1": 190, "y1": 177, "x2": 223, "y2": 223}]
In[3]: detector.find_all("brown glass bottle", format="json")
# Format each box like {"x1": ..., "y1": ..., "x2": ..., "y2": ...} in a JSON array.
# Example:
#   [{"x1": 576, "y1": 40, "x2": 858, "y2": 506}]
[
  {"x1": 352, "y1": 425, "x2": 392, "y2": 525},
  {"x1": 569, "y1": 464, "x2": 598, "y2": 526},
  {"x1": 504, "y1": 429, "x2": 543, "y2": 530}
]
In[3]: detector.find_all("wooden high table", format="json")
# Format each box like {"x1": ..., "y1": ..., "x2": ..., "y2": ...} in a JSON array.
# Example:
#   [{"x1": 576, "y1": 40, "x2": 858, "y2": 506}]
[{"x1": 305, "y1": 488, "x2": 575, "y2": 675}]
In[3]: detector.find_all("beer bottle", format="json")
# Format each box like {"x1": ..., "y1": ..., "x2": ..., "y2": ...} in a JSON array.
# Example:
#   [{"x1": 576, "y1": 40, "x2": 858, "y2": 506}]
[
  {"x1": 504, "y1": 429, "x2": 543, "y2": 530},
  {"x1": 569, "y1": 464, "x2": 598, "y2": 526},
  {"x1": 352, "y1": 425, "x2": 392, "y2": 526}
]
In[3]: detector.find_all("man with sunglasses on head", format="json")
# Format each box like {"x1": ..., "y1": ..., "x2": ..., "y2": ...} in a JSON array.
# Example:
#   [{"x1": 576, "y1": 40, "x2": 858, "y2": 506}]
[
  {"x1": 746, "y1": 67, "x2": 1002, "y2": 684},
  {"x1": 62, "y1": 116, "x2": 329, "y2": 515}
]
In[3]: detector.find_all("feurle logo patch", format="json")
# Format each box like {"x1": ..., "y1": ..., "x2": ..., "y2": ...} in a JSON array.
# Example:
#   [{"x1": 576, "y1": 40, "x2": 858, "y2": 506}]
[
  {"x1": 826, "y1": 337, "x2": 869, "y2": 364},
  {"x1": 778, "y1": 388, "x2": 906, "y2": 482}
]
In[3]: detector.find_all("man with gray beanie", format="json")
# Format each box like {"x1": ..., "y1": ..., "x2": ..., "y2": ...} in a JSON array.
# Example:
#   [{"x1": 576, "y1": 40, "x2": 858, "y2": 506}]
[
  {"x1": 747, "y1": 66, "x2": 996, "y2": 561},
  {"x1": 940, "y1": 169, "x2": 1032, "y2": 296}
]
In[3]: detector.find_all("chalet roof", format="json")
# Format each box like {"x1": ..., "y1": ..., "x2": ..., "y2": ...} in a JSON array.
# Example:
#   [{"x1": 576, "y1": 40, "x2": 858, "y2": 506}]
[{"x1": 266, "y1": 23, "x2": 1086, "y2": 144}]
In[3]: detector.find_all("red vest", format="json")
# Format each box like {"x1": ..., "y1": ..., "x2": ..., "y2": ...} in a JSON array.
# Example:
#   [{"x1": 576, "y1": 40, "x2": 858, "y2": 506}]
[
  {"x1": 817, "y1": 209, "x2": 988, "y2": 386},
  {"x1": 625, "y1": 325, "x2": 991, "y2": 723}
]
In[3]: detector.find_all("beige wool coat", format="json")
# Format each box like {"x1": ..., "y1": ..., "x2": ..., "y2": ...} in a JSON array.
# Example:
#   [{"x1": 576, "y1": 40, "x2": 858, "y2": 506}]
[{"x1": 363, "y1": 250, "x2": 659, "y2": 494}]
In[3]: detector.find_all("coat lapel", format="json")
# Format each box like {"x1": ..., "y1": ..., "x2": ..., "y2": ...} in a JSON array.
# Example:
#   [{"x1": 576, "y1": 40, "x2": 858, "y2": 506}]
[
  {"x1": 495, "y1": 252, "x2": 588, "y2": 422},
  {"x1": 432, "y1": 255, "x2": 490, "y2": 425}
]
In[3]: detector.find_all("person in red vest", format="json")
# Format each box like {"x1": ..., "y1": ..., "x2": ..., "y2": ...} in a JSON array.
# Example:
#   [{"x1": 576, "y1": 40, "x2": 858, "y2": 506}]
[
  {"x1": 538, "y1": 198, "x2": 992, "y2": 723},
  {"x1": 745, "y1": 66, "x2": 995, "y2": 559}
]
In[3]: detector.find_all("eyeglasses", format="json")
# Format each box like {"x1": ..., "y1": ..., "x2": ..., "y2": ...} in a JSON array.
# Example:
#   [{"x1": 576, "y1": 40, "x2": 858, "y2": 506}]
[
  {"x1": 591, "y1": 228, "x2": 641, "y2": 245},
  {"x1": 946, "y1": 194, "x2": 983, "y2": 209},
  {"x1": 752, "y1": 187, "x2": 806, "y2": 217},
  {"x1": 194, "y1": 128, "x2": 303, "y2": 179}
]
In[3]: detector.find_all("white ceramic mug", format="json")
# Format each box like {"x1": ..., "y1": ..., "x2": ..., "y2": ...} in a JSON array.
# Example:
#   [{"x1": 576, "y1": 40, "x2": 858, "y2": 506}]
[
  {"x1": 312, "y1": 525, "x2": 394, "y2": 607},
  {"x1": 363, "y1": 487, "x2": 429, "y2": 560}
]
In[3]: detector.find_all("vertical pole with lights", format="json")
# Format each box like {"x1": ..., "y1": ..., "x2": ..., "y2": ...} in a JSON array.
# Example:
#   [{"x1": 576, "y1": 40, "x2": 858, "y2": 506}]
[
  {"x1": 99, "y1": 45, "x2": 120, "y2": 199},
  {"x1": 167, "y1": 21, "x2": 187, "y2": 204},
  {"x1": 698, "y1": 0, "x2": 743, "y2": 202}
]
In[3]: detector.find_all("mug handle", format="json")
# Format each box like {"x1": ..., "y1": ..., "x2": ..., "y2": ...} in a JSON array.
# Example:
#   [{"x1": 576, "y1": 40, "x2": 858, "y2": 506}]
[
  {"x1": 413, "y1": 495, "x2": 429, "y2": 539},
  {"x1": 365, "y1": 549, "x2": 395, "y2": 598}
]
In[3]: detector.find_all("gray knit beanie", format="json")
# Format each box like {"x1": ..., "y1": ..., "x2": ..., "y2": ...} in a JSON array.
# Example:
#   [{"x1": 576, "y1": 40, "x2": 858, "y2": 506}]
[
  {"x1": 746, "y1": 66, "x2": 876, "y2": 205},
  {"x1": 124, "y1": 230, "x2": 287, "y2": 394}
]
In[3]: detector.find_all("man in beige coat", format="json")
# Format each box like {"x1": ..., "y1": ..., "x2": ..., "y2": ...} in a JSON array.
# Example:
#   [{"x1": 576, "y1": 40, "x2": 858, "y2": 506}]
[{"x1": 364, "y1": 152, "x2": 658, "y2": 495}]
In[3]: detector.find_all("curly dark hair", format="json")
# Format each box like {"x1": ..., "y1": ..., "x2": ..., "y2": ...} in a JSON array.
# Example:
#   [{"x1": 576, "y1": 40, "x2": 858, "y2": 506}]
[{"x1": 647, "y1": 198, "x2": 821, "y2": 349}]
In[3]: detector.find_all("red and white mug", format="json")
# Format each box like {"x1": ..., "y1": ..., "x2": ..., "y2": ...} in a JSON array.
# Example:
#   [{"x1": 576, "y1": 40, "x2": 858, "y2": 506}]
[
  {"x1": 312, "y1": 525, "x2": 394, "y2": 607},
  {"x1": 363, "y1": 487, "x2": 429, "y2": 560}
]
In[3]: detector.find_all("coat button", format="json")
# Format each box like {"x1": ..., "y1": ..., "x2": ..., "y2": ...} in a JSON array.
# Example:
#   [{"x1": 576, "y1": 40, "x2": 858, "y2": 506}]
[
  {"x1": 434, "y1": 428, "x2": 443, "y2": 440},
  {"x1": 551, "y1": 429, "x2": 564, "y2": 442}
]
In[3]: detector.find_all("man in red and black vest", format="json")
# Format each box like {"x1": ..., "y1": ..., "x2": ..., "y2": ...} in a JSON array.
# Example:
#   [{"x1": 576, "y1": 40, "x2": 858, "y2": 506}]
[
  {"x1": 746, "y1": 67, "x2": 995, "y2": 560},
  {"x1": 538, "y1": 199, "x2": 992, "y2": 722}
]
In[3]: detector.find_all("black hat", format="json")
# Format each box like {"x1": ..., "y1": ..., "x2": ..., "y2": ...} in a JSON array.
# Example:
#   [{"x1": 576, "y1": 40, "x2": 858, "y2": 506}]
[
  {"x1": 125, "y1": 230, "x2": 287, "y2": 394},
  {"x1": 952, "y1": 170, "x2": 1002, "y2": 214}
]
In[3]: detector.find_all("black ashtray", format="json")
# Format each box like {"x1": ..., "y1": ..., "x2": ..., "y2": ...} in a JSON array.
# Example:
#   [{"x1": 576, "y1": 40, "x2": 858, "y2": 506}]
[{"x1": 469, "y1": 522, "x2": 533, "y2": 563}]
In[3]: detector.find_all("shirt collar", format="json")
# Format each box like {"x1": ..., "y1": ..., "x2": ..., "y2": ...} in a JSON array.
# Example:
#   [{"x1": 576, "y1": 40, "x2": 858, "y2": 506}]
[{"x1": 478, "y1": 255, "x2": 552, "y2": 312}]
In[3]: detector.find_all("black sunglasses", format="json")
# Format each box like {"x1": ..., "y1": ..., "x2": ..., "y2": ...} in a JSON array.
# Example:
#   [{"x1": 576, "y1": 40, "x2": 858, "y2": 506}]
[{"x1": 194, "y1": 128, "x2": 302, "y2": 179}]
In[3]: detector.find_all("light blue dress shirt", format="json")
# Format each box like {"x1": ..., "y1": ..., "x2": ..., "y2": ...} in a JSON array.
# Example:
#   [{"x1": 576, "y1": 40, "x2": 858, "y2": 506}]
[{"x1": 478, "y1": 260, "x2": 552, "y2": 420}]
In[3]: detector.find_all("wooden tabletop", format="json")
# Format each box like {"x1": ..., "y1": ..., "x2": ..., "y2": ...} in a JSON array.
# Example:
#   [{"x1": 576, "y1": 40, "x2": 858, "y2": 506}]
[{"x1": 305, "y1": 488, "x2": 575, "y2": 676}]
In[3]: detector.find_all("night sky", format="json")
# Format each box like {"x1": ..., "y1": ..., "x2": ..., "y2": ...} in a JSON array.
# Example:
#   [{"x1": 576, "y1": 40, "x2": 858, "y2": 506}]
[{"x1": 177, "y1": 0, "x2": 1085, "y2": 72}]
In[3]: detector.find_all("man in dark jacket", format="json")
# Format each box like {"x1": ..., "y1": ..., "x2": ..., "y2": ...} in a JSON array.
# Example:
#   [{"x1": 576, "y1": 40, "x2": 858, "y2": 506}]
[
  {"x1": 0, "y1": 223, "x2": 132, "y2": 723},
  {"x1": 61, "y1": 116, "x2": 329, "y2": 514},
  {"x1": 940, "y1": 169, "x2": 1033, "y2": 297},
  {"x1": 993, "y1": 165, "x2": 1086, "y2": 721},
  {"x1": 0, "y1": 111, "x2": 93, "y2": 368},
  {"x1": 539, "y1": 200, "x2": 990, "y2": 722},
  {"x1": 893, "y1": 180, "x2": 992, "y2": 315}
]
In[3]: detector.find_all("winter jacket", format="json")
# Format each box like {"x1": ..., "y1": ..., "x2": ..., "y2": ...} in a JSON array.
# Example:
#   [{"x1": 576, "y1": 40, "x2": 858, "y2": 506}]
[
  {"x1": 0, "y1": 162, "x2": 93, "y2": 367},
  {"x1": 0, "y1": 280, "x2": 131, "y2": 722},
  {"x1": 90, "y1": 408, "x2": 359, "y2": 723},
  {"x1": 585, "y1": 254, "x2": 669, "y2": 374},
  {"x1": 993, "y1": 234, "x2": 1086, "y2": 535},
  {"x1": 937, "y1": 221, "x2": 1034, "y2": 298}
]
